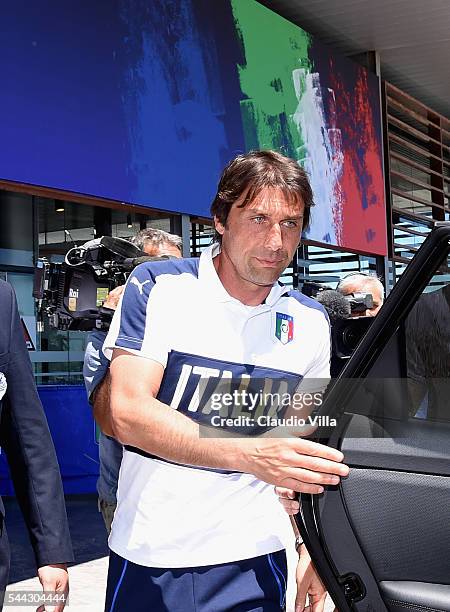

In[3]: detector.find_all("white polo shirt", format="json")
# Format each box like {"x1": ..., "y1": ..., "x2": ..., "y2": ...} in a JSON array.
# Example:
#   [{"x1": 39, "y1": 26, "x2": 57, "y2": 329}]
[{"x1": 103, "y1": 243, "x2": 330, "y2": 568}]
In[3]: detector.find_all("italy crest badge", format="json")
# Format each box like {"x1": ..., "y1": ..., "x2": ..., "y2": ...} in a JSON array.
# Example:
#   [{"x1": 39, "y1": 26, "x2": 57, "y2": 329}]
[{"x1": 275, "y1": 312, "x2": 294, "y2": 345}]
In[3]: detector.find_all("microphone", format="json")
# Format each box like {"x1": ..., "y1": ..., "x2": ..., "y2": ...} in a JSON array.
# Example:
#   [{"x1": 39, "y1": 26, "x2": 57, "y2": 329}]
[{"x1": 315, "y1": 290, "x2": 351, "y2": 324}]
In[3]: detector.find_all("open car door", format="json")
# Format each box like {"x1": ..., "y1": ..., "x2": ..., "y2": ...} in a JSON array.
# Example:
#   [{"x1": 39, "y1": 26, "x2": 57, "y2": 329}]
[{"x1": 297, "y1": 222, "x2": 450, "y2": 612}]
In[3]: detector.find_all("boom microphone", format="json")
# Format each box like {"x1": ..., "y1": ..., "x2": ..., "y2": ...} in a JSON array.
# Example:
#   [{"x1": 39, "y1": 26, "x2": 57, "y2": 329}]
[{"x1": 316, "y1": 290, "x2": 351, "y2": 323}]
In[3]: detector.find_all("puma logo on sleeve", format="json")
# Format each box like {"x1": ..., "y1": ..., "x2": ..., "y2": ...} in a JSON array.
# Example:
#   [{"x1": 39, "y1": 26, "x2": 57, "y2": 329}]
[{"x1": 130, "y1": 277, "x2": 152, "y2": 295}]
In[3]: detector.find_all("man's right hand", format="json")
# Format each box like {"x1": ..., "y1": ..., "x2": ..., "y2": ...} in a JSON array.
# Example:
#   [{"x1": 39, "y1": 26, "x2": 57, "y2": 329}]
[{"x1": 237, "y1": 437, "x2": 349, "y2": 493}]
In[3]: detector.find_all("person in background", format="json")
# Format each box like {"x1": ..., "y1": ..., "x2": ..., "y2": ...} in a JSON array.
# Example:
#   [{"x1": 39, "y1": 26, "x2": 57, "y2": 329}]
[
  {"x1": 336, "y1": 272, "x2": 384, "y2": 317},
  {"x1": 0, "y1": 280, "x2": 73, "y2": 611},
  {"x1": 83, "y1": 228, "x2": 182, "y2": 533}
]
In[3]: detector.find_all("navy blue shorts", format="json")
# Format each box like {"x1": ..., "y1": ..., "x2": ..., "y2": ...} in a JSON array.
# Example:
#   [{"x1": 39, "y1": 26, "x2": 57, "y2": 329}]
[{"x1": 105, "y1": 549, "x2": 287, "y2": 611}]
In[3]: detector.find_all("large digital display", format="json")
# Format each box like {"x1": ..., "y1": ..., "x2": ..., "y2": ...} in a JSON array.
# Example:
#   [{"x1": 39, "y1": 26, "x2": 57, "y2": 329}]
[{"x1": 0, "y1": 0, "x2": 386, "y2": 254}]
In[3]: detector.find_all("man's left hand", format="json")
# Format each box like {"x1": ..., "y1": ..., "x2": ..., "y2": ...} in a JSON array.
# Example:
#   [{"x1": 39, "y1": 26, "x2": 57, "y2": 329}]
[
  {"x1": 275, "y1": 486, "x2": 300, "y2": 515},
  {"x1": 36, "y1": 564, "x2": 69, "y2": 612},
  {"x1": 103, "y1": 285, "x2": 125, "y2": 310},
  {"x1": 295, "y1": 546, "x2": 327, "y2": 612}
]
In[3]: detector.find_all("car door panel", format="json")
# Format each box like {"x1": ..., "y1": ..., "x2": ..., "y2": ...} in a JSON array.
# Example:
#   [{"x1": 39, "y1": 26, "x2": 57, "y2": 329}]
[
  {"x1": 297, "y1": 224, "x2": 450, "y2": 611},
  {"x1": 342, "y1": 467, "x2": 450, "y2": 585},
  {"x1": 312, "y1": 474, "x2": 389, "y2": 611},
  {"x1": 379, "y1": 581, "x2": 450, "y2": 612},
  {"x1": 310, "y1": 410, "x2": 450, "y2": 611}
]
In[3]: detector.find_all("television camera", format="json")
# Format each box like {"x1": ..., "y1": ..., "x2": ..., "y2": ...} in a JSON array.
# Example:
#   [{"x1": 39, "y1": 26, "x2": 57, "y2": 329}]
[{"x1": 33, "y1": 236, "x2": 167, "y2": 332}]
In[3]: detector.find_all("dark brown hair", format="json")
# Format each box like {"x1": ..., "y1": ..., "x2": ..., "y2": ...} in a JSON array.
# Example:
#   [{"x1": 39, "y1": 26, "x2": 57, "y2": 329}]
[{"x1": 210, "y1": 150, "x2": 314, "y2": 242}]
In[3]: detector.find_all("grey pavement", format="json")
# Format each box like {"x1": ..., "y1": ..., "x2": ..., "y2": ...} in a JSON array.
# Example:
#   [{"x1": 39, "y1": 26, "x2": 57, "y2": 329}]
[
  {"x1": 4, "y1": 495, "x2": 108, "y2": 612},
  {"x1": 4, "y1": 495, "x2": 335, "y2": 611}
]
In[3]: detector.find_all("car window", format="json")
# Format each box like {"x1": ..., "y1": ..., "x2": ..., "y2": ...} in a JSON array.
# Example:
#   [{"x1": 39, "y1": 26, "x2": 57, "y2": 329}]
[{"x1": 323, "y1": 242, "x2": 450, "y2": 427}]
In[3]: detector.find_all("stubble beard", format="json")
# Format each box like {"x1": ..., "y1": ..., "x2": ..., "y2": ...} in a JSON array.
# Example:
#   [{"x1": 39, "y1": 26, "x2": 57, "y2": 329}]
[{"x1": 245, "y1": 259, "x2": 286, "y2": 287}]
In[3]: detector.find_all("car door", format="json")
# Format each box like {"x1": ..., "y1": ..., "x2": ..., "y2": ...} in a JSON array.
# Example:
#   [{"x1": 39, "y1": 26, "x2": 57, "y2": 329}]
[{"x1": 296, "y1": 222, "x2": 450, "y2": 612}]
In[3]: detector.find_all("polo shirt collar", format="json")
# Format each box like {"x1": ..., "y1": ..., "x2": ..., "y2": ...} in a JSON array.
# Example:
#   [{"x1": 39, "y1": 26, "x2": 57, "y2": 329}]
[{"x1": 198, "y1": 243, "x2": 288, "y2": 307}]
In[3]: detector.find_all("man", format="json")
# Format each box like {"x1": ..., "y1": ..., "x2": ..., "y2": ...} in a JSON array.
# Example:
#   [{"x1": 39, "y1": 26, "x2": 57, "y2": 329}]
[
  {"x1": 337, "y1": 272, "x2": 384, "y2": 317},
  {"x1": 83, "y1": 228, "x2": 182, "y2": 532},
  {"x1": 0, "y1": 280, "x2": 73, "y2": 611},
  {"x1": 99, "y1": 151, "x2": 349, "y2": 611}
]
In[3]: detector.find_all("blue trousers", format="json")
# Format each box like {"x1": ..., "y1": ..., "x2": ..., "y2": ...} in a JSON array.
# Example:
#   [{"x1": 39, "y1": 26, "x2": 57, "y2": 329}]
[{"x1": 105, "y1": 549, "x2": 287, "y2": 611}]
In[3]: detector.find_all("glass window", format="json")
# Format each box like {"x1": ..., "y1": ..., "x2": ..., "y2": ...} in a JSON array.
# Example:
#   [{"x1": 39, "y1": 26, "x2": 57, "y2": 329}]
[
  {"x1": 0, "y1": 191, "x2": 34, "y2": 267},
  {"x1": 327, "y1": 244, "x2": 450, "y2": 425},
  {"x1": 37, "y1": 198, "x2": 97, "y2": 384}
]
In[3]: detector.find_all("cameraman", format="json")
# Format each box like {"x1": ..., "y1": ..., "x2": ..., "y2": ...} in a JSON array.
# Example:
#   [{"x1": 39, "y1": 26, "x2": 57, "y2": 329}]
[
  {"x1": 337, "y1": 272, "x2": 384, "y2": 317},
  {"x1": 83, "y1": 228, "x2": 182, "y2": 532}
]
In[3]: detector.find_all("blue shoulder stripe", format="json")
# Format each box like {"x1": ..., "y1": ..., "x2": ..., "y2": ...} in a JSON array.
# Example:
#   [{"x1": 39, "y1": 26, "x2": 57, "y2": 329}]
[{"x1": 117, "y1": 257, "x2": 199, "y2": 352}]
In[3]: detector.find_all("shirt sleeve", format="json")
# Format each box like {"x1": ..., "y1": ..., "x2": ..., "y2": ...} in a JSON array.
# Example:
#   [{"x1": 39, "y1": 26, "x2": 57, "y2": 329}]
[
  {"x1": 83, "y1": 330, "x2": 109, "y2": 402},
  {"x1": 103, "y1": 263, "x2": 170, "y2": 367}
]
